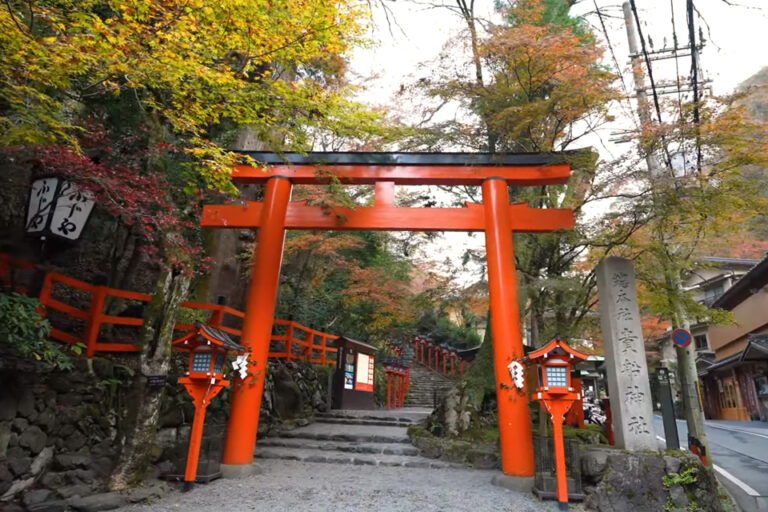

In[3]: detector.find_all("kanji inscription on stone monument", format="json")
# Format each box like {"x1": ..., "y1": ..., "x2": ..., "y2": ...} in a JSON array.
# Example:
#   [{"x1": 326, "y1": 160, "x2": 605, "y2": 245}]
[{"x1": 596, "y1": 257, "x2": 657, "y2": 451}]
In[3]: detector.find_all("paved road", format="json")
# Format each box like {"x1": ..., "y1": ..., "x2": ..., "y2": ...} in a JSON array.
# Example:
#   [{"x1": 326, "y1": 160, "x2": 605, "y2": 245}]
[{"x1": 653, "y1": 415, "x2": 768, "y2": 511}]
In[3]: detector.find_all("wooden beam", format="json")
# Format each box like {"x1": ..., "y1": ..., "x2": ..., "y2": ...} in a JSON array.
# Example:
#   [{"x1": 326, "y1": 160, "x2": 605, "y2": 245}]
[
  {"x1": 202, "y1": 201, "x2": 574, "y2": 233},
  {"x1": 229, "y1": 164, "x2": 571, "y2": 186}
]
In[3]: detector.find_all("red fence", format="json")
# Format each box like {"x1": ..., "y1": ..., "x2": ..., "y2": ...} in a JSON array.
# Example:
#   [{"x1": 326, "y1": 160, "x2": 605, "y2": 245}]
[
  {"x1": 412, "y1": 335, "x2": 471, "y2": 378},
  {"x1": 0, "y1": 254, "x2": 337, "y2": 364}
]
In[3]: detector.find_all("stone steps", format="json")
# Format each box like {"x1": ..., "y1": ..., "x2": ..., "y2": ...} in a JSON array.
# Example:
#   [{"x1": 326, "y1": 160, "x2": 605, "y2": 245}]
[
  {"x1": 253, "y1": 445, "x2": 463, "y2": 469},
  {"x1": 314, "y1": 417, "x2": 414, "y2": 428},
  {"x1": 405, "y1": 362, "x2": 455, "y2": 408},
  {"x1": 274, "y1": 430, "x2": 409, "y2": 444},
  {"x1": 253, "y1": 407, "x2": 457, "y2": 470},
  {"x1": 257, "y1": 438, "x2": 420, "y2": 456}
]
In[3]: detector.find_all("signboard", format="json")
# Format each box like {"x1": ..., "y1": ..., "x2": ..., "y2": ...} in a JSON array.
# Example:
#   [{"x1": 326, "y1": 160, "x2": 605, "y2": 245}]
[
  {"x1": 355, "y1": 353, "x2": 374, "y2": 392},
  {"x1": 344, "y1": 352, "x2": 355, "y2": 390},
  {"x1": 672, "y1": 328, "x2": 692, "y2": 347}
]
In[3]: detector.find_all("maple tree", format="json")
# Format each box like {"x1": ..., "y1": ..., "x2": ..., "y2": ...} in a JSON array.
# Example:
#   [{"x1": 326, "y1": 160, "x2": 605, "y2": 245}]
[
  {"x1": 400, "y1": 0, "x2": 618, "y2": 347},
  {"x1": 1, "y1": 0, "x2": 380, "y2": 489}
]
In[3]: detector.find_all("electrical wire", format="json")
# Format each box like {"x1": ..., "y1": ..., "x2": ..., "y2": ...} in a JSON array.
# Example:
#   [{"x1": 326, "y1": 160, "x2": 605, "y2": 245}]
[
  {"x1": 627, "y1": 0, "x2": 675, "y2": 171},
  {"x1": 592, "y1": 0, "x2": 639, "y2": 130}
]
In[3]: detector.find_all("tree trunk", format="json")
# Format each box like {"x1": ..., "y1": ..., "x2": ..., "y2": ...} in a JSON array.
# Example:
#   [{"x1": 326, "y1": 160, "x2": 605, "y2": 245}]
[
  {"x1": 109, "y1": 269, "x2": 191, "y2": 490},
  {"x1": 670, "y1": 275, "x2": 711, "y2": 466}
]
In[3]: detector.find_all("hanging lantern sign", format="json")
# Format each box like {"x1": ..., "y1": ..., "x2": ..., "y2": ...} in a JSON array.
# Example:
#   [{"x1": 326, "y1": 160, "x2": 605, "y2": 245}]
[{"x1": 26, "y1": 178, "x2": 95, "y2": 241}]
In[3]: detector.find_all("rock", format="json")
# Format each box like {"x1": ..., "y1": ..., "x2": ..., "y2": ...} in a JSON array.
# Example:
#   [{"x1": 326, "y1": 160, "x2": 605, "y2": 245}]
[
  {"x1": 40, "y1": 471, "x2": 66, "y2": 488},
  {"x1": 90, "y1": 456, "x2": 114, "y2": 478},
  {"x1": 55, "y1": 454, "x2": 91, "y2": 470},
  {"x1": 273, "y1": 379, "x2": 302, "y2": 419},
  {"x1": 586, "y1": 452, "x2": 667, "y2": 512},
  {"x1": 67, "y1": 492, "x2": 126, "y2": 512},
  {"x1": 0, "y1": 392, "x2": 17, "y2": 421},
  {"x1": 7, "y1": 456, "x2": 31, "y2": 477},
  {"x1": 58, "y1": 394, "x2": 84, "y2": 408},
  {"x1": 64, "y1": 468, "x2": 96, "y2": 485},
  {"x1": 16, "y1": 389, "x2": 35, "y2": 418},
  {"x1": 155, "y1": 428, "x2": 177, "y2": 450},
  {"x1": 0, "y1": 423, "x2": 10, "y2": 458},
  {"x1": 6, "y1": 447, "x2": 28, "y2": 459},
  {"x1": 11, "y1": 418, "x2": 28, "y2": 433},
  {"x1": 47, "y1": 375, "x2": 71, "y2": 393},
  {"x1": 23, "y1": 489, "x2": 54, "y2": 507},
  {"x1": 27, "y1": 500, "x2": 68, "y2": 512},
  {"x1": 56, "y1": 425, "x2": 75, "y2": 439},
  {"x1": 65, "y1": 430, "x2": 87, "y2": 452},
  {"x1": 127, "y1": 484, "x2": 165, "y2": 503},
  {"x1": 466, "y1": 448, "x2": 499, "y2": 469},
  {"x1": 669, "y1": 484, "x2": 689, "y2": 508},
  {"x1": 36, "y1": 410, "x2": 56, "y2": 432},
  {"x1": 158, "y1": 407, "x2": 184, "y2": 428},
  {"x1": 58, "y1": 483, "x2": 93, "y2": 499},
  {"x1": 0, "y1": 502, "x2": 24, "y2": 512},
  {"x1": 91, "y1": 359, "x2": 113, "y2": 379},
  {"x1": 0, "y1": 476, "x2": 34, "y2": 500},
  {"x1": 19, "y1": 426, "x2": 47, "y2": 454},
  {"x1": 581, "y1": 448, "x2": 610, "y2": 482},
  {"x1": 664, "y1": 455, "x2": 682, "y2": 474},
  {"x1": 0, "y1": 463, "x2": 13, "y2": 495},
  {"x1": 30, "y1": 447, "x2": 54, "y2": 476}
]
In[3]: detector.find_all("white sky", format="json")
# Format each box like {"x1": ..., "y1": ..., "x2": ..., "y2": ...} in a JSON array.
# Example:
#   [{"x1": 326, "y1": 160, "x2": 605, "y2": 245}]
[{"x1": 349, "y1": 0, "x2": 768, "y2": 283}]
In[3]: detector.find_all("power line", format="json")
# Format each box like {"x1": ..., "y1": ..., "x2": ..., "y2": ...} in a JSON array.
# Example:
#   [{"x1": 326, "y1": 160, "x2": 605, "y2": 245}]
[{"x1": 592, "y1": 0, "x2": 639, "y2": 130}]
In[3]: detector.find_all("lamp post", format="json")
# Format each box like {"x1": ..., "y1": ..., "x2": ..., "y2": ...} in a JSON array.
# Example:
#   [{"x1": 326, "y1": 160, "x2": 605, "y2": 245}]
[
  {"x1": 173, "y1": 323, "x2": 245, "y2": 491},
  {"x1": 524, "y1": 339, "x2": 588, "y2": 511}
]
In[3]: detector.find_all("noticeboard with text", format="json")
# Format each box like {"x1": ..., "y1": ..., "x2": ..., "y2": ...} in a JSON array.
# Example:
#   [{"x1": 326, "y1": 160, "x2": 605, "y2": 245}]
[{"x1": 355, "y1": 353, "x2": 375, "y2": 392}]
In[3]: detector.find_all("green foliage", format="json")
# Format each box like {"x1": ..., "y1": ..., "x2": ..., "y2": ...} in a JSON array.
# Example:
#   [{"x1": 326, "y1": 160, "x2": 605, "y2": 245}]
[
  {"x1": 416, "y1": 315, "x2": 481, "y2": 350},
  {"x1": 663, "y1": 466, "x2": 698, "y2": 489},
  {"x1": 0, "y1": 292, "x2": 73, "y2": 370}
]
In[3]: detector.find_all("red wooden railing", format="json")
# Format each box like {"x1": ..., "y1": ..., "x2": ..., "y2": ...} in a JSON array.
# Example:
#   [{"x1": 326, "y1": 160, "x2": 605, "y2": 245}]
[
  {"x1": 0, "y1": 254, "x2": 337, "y2": 364},
  {"x1": 412, "y1": 335, "x2": 471, "y2": 378}
]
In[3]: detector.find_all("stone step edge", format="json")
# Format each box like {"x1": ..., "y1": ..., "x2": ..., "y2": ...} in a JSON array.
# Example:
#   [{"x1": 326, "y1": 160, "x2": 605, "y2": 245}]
[
  {"x1": 316, "y1": 413, "x2": 418, "y2": 423},
  {"x1": 254, "y1": 450, "x2": 463, "y2": 470},
  {"x1": 314, "y1": 418, "x2": 415, "y2": 427},
  {"x1": 257, "y1": 439, "x2": 421, "y2": 456},
  {"x1": 269, "y1": 431, "x2": 411, "y2": 444}
]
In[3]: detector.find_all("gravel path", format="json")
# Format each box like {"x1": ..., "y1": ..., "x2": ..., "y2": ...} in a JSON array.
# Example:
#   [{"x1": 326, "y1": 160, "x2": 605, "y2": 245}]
[{"x1": 117, "y1": 460, "x2": 577, "y2": 512}]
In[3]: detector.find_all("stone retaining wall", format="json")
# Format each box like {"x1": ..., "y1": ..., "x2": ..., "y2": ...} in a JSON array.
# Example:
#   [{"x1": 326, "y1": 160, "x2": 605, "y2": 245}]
[{"x1": 0, "y1": 353, "x2": 329, "y2": 511}]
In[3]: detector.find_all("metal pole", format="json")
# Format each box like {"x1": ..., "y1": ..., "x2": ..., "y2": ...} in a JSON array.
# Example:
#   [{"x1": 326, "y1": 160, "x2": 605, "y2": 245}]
[{"x1": 657, "y1": 368, "x2": 680, "y2": 449}]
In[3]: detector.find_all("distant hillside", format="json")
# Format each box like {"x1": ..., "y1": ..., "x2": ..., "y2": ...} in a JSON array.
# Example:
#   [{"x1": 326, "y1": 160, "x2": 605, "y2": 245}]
[
  {"x1": 737, "y1": 66, "x2": 768, "y2": 122},
  {"x1": 724, "y1": 68, "x2": 768, "y2": 259}
]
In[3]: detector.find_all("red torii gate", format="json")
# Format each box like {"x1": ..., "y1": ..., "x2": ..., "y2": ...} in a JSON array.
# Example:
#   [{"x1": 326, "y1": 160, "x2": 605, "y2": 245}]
[{"x1": 201, "y1": 152, "x2": 575, "y2": 479}]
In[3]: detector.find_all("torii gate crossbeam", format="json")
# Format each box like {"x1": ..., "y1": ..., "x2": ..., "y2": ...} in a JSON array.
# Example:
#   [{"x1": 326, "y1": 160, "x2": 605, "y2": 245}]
[{"x1": 201, "y1": 152, "x2": 576, "y2": 480}]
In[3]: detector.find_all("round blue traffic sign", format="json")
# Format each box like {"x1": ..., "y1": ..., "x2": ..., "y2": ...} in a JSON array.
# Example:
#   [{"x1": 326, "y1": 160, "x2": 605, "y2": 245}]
[{"x1": 672, "y1": 328, "x2": 692, "y2": 347}]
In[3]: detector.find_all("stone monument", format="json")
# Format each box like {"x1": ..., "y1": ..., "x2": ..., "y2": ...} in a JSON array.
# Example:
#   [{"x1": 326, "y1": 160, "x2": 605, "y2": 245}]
[{"x1": 596, "y1": 257, "x2": 657, "y2": 450}]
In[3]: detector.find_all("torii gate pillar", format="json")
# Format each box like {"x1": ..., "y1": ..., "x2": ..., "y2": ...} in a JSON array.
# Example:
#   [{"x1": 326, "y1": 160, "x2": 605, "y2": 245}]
[
  {"x1": 482, "y1": 178, "x2": 534, "y2": 476},
  {"x1": 222, "y1": 177, "x2": 292, "y2": 468}
]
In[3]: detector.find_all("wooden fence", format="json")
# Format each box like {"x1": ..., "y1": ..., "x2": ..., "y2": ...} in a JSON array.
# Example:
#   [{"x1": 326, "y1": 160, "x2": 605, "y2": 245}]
[{"x1": 0, "y1": 253, "x2": 337, "y2": 364}]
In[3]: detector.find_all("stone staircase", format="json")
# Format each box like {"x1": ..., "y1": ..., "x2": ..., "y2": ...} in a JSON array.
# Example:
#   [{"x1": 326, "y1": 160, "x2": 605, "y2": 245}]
[
  {"x1": 406, "y1": 362, "x2": 455, "y2": 408},
  {"x1": 254, "y1": 409, "x2": 461, "y2": 469}
]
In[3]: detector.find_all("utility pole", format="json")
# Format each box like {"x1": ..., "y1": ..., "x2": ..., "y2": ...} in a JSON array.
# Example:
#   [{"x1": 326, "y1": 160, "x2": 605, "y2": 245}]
[{"x1": 621, "y1": 0, "x2": 711, "y2": 465}]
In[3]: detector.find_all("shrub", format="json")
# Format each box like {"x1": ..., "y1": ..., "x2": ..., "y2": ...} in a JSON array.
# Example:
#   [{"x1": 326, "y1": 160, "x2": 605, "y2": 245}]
[{"x1": 0, "y1": 292, "x2": 75, "y2": 370}]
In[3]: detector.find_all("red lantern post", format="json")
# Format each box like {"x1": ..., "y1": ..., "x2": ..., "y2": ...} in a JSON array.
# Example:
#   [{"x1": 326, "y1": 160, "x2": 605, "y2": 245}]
[
  {"x1": 173, "y1": 323, "x2": 245, "y2": 491},
  {"x1": 523, "y1": 339, "x2": 588, "y2": 511}
]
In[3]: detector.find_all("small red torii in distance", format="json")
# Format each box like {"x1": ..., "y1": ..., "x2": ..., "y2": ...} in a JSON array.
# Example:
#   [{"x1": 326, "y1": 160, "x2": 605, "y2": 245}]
[{"x1": 201, "y1": 151, "x2": 576, "y2": 482}]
